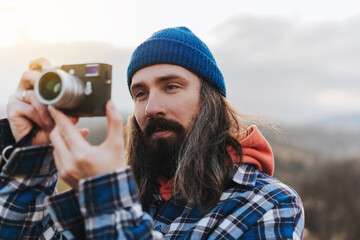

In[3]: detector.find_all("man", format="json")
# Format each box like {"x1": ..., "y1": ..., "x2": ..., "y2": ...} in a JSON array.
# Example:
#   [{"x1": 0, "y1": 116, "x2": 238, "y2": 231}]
[{"x1": 0, "y1": 27, "x2": 304, "y2": 239}]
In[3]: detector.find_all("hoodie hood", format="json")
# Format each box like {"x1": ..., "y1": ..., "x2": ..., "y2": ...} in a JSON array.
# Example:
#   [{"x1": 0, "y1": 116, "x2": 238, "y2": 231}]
[
  {"x1": 159, "y1": 125, "x2": 274, "y2": 201},
  {"x1": 227, "y1": 125, "x2": 274, "y2": 176}
]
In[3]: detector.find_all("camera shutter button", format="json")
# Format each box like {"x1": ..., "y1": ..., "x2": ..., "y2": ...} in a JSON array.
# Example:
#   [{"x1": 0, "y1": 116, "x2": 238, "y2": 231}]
[{"x1": 84, "y1": 81, "x2": 93, "y2": 96}]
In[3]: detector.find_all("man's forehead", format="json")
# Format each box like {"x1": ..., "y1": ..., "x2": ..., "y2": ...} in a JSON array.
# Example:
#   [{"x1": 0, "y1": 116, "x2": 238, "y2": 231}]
[{"x1": 131, "y1": 64, "x2": 197, "y2": 86}]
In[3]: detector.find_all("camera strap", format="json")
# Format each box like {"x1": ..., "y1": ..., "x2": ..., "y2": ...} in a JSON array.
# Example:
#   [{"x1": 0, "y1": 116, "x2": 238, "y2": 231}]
[{"x1": 1, "y1": 125, "x2": 40, "y2": 162}]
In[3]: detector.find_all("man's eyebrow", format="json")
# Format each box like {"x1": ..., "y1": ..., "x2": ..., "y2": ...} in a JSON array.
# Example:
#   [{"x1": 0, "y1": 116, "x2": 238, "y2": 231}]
[
  {"x1": 130, "y1": 74, "x2": 187, "y2": 93},
  {"x1": 130, "y1": 82, "x2": 146, "y2": 94},
  {"x1": 156, "y1": 75, "x2": 187, "y2": 83}
]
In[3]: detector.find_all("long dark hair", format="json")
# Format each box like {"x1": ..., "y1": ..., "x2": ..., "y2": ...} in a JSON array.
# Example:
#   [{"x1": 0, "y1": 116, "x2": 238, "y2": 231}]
[{"x1": 126, "y1": 80, "x2": 246, "y2": 211}]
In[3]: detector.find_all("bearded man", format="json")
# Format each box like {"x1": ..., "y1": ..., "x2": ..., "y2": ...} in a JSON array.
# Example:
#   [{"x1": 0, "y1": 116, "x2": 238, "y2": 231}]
[{"x1": 0, "y1": 27, "x2": 304, "y2": 239}]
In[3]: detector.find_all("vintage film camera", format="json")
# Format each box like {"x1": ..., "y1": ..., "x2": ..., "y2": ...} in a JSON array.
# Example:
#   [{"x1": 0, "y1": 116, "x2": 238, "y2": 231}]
[{"x1": 35, "y1": 63, "x2": 112, "y2": 116}]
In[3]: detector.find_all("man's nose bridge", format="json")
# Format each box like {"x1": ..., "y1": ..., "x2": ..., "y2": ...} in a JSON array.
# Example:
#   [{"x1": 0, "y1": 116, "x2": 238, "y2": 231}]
[{"x1": 145, "y1": 91, "x2": 165, "y2": 115}]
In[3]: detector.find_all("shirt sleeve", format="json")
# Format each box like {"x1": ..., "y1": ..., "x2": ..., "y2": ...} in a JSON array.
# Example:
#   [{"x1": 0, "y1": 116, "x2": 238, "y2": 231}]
[
  {"x1": 261, "y1": 198, "x2": 304, "y2": 240},
  {"x1": 73, "y1": 167, "x2": 164, "y2": 240},
  {"x1": 0, "y1": 118, "x2": 62, "y2": 240},
  {"x1": 240, "y1": 187, "x2": 305, "y2": 240},
  {"x1": 0, "y1": 118, "x2": 16, "y2": 150},
  {"x1": 46, "y1": 189, "x2": 86, "y2": 239}
]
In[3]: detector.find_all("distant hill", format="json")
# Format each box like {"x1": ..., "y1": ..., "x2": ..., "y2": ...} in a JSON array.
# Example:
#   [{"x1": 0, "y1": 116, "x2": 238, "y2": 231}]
[
  {"x1": 264, "y1": 123, "x2": 360, "y2": 161},
  {"x1": 305, "y1": 112, "x2": 360, "y2": 130},
  {"x1": 261, "y1": 122, "x2": 360, "y2": 190}
]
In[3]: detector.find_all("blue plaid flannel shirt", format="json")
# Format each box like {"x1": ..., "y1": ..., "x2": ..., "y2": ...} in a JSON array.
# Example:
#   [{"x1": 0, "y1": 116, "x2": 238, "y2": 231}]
[{"x1": 0, "y1": 118, "x2": 304, "y2": 239}]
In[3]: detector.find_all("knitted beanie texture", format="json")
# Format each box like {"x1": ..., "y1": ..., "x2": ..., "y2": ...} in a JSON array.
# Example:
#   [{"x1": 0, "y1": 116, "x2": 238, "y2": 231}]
[{"x1": 127, "y1": 27, "x2": 226, "y2": 96}]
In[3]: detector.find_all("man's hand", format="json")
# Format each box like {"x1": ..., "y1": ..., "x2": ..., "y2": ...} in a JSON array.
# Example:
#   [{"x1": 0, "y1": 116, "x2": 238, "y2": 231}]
[
  {"x1": 7, "y1": 58, "x2": 55, "y2": 145},
  {"x1": 48, "y1": 100, "x2": 127, "y2": 189},
  {"x1": 7, "y1": 58, "x2": 80, "y2": 146}
]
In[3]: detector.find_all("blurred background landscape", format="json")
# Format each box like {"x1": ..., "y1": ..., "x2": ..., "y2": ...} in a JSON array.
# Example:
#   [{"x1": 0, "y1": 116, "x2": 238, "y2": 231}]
[{"x1": 1, "y1": 0, "x2": 360, "y2": 239}]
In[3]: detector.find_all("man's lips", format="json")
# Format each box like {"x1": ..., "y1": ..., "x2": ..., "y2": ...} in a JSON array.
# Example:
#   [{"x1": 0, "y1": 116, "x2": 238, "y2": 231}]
[
  {"x1": 152, "y1": 130, "x2": 173, "y2": 138},
  {"x1": 144, "y1": 118, "x2": 185, "y2": 139}
]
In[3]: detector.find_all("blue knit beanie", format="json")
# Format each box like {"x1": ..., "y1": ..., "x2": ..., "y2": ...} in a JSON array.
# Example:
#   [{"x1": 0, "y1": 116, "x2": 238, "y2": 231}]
[{"x1": 127, "y1": 27, "x2": 226, "y2": 97}]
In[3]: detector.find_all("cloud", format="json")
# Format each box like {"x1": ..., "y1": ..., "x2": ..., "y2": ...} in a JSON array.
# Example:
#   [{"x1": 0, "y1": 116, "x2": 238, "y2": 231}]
[
  {"x1": 1, "y1": 14, "x2": 360, "y2": 125},
  {"x1": 315, "y1": 89, "x2": 360, "y2": 110},
  {"x1": 209, "y1": 15, "x2": 360, "y2": 123}
]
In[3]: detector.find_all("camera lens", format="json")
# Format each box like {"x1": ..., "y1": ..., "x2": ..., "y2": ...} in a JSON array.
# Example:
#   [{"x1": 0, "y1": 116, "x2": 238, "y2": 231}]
[
  {"x1": 39, "y1": 72, "x2": 62, "y2": 100},
  {"x1": 35, "y1": 69, "x2": 85, "y2": 109}
]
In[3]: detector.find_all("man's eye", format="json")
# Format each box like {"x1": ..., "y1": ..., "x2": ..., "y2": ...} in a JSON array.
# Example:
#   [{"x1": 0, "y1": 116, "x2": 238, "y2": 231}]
[
  {"x1": 135, "y1": 91, "x2": 146, "y2": 98},
  {"x1": 166, "y1": 85, "x2": 179, "y2": 90}
]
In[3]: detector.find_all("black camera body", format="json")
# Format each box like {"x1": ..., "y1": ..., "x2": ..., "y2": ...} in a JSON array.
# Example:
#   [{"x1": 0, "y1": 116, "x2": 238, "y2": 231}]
[{"x1": 35, "y1": 63, "x2": 112, "y2": 117}]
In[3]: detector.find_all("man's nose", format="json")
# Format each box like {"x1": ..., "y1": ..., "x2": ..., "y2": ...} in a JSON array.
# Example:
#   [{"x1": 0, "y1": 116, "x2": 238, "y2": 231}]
[{"x1": 145, "y1": 92, "x2": 167, "y2": 118}]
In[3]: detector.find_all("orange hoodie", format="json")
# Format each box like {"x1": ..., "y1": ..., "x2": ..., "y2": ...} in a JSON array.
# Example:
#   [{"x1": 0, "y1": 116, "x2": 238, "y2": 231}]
[
  {"x1": 228, "y1": 125, "x2": 274, "y2": 176},
  {"x1": 159, "y1": 125, "x2": 274, "y2": 200}
]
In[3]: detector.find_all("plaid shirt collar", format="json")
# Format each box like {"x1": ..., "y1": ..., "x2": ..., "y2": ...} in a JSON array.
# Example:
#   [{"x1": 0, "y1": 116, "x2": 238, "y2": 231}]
[
  {"x1": 232, "y1": 163, "x2": 258, "y2": 187},
  {"x1": 151, "y1": 163, "x2": 259, "y2": 205}
]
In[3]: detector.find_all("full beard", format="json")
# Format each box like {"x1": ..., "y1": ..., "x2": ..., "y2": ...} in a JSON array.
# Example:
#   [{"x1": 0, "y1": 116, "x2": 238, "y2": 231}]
[{"x1": 134, "y1": 117, "x2": 186, "y2": 179}]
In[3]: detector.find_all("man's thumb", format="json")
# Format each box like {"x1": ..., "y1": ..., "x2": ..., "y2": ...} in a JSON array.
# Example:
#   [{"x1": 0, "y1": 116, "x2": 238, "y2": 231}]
[{"x1": 105, "y1": 100, "x2": 124, "y2": 145}]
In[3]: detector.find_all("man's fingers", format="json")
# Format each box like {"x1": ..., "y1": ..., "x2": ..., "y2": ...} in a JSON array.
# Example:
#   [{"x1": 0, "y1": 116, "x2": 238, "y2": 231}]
[
  {"x1": 7, "y1": 100, "x2": 45, "y2": 129},
  {"x1": 15, "y1": 89, "x2": 32, "y2": 103},
  {"x1": 50, "y1": 127, "x2": 70, "y2": 164},
  {"x1": 79, "y1": 128, "x2": 89, "y2": 138},
  {"x1": 29, "y1": 57, "x2": 51, "y2": 71},
  {"x1": 17, "y1": 70, "x2": 41, "y2": 91},
  {"x1": 104, "y1": 100, "x2": 124, "y2": 146},
  {"x1": 50, "y1": 127, "x2": 77, "y2": 188},
  {"x1": 22, "y1": 90, "x2": 54, "y2": 131},
  {"x1": 14, "y1": 90, "x2": 53, "y2": 131},
  {"x1": 17, "y1": 58, "x2": 51, "y2": 91},
  {"x1": 53, "y1": 147, "x2": 79, "y2": 190},
  {"x1": 69, "y1": 117, "x2": 80, "y2": 125},
  {"x1": 52, "y1": 143, "x2": 64, "y2": 174},
  {"x1": 48, "y1": 105, "x2": 89, "y2": 151}
]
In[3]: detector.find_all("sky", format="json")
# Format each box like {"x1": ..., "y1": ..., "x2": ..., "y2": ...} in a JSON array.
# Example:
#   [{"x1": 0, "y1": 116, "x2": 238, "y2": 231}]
[
  {"x1": 1, "y1": 0, "x2": 360, "y2": 124},
  {"x1": 2, "y1": 0, "x2": 360, "y2": 47}
]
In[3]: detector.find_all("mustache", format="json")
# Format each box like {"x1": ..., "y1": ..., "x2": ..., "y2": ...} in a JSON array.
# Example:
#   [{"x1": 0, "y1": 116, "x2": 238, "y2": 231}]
[{"x1": 144, "y1": 118, "x2": 185, "y2": 138}]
